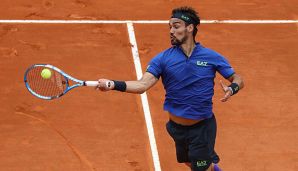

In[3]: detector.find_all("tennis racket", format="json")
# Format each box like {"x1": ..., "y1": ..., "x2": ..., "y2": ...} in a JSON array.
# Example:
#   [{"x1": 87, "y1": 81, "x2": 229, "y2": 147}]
[{"x1": 24, "y1": 64, "x2": 99, "y2": 100}]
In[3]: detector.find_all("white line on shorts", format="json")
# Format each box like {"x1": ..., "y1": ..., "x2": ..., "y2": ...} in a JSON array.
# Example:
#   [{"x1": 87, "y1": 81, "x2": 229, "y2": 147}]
[
  {"x1": 0, "y1": 19, "x2": 298, "y2": 24},
  {"x1": 126, "y1": 22, "x2": 161, "y2": 171}
]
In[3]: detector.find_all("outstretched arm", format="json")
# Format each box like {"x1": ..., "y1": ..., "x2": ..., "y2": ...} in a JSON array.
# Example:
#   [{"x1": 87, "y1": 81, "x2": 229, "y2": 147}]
[
  {"x1": 96, "y1": 72, "x2": 159, "y2": 94},
  {"x1": 220, "y1": 73, "x2": 244, "y2": 102}
]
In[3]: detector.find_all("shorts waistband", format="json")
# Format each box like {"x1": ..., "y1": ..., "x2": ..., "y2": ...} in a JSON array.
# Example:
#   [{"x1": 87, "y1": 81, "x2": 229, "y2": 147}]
[{"x1": 168, "y1": 115, "x2": 214, "y2": 129}]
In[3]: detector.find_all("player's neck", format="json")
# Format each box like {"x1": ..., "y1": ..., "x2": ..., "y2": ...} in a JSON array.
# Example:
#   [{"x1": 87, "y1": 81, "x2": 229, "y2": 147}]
[{"x1": 180, "y1": 39, "x2": 196, "y2": 57}]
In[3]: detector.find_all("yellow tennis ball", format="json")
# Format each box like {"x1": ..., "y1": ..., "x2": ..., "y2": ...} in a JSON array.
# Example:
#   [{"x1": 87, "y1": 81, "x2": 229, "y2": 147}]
[{"x1": 41, "y1": 68, "x2": 52, "y2": 79}]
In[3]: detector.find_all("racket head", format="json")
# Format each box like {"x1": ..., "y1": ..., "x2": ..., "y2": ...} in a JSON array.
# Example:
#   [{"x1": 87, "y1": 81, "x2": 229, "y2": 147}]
[{"x1": 24, "y1": 64, "x2": 82, "y2": 100}]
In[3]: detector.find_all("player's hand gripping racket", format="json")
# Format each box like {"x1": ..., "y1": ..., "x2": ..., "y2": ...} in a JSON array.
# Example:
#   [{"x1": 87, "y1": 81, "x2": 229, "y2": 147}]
[{"x1": 24, "y1": 64, "x2": 99, "y2": 100}]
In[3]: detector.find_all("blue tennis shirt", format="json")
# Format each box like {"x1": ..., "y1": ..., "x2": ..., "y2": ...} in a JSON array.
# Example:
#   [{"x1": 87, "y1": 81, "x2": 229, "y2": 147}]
[{"x1": 146, "y1": 43, "x2": 235, "y2": 120}]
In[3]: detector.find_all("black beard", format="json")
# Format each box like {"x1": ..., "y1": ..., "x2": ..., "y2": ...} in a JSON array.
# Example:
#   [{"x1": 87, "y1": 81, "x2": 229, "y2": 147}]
[{"x1": 171, "y1": 36, "x2": 187, "y2": 46}]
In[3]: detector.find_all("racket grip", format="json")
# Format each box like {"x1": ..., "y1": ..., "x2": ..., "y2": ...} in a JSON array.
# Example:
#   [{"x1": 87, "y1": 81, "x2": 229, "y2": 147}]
[{"x1": 84, "y1": 81, "x2": 99, "y2": 86}]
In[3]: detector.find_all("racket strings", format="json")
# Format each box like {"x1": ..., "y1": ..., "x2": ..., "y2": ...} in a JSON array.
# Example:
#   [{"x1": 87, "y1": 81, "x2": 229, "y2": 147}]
[{"x1": 26, "y1": 67, "x2": 67, "y2": 98}]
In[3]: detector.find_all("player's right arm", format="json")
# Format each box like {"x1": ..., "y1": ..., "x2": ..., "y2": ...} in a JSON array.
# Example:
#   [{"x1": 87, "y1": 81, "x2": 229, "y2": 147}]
[
  {"x1": 97, "y1": 51, "x2": 163, "y2": 93},
  {"x1": 125, "y1": 72, "x2": 159, "y2": 93},
  {"x1": 96, "y1": 72, "x2": 159, "y2": 94}
]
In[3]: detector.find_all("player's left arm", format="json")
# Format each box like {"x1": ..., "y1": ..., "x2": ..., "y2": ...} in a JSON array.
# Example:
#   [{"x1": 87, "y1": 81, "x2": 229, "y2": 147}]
[{"x1": 220, "y1": 73, "x2": 244, "y2": 102}]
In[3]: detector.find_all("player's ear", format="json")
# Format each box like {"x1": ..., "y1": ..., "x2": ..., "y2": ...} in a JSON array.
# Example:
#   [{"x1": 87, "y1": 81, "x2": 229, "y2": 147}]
[{"x1": 187, "y1": 24, "x2": 194, "y2": 33}]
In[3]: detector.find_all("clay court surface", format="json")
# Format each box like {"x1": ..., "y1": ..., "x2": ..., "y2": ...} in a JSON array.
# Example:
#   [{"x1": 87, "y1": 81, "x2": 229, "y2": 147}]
[{"x1": 0, "y1": 1, "x2": 298, "y2": 171}]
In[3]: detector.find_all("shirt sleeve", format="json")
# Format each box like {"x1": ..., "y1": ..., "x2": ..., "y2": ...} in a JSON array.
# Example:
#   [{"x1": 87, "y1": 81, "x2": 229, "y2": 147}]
[
  {"x1": 146, "y1": 52, "x2": 163, "y2": 79},
  {"x1": 216, "y1": 54, "x2": 235, "y2": 79}
]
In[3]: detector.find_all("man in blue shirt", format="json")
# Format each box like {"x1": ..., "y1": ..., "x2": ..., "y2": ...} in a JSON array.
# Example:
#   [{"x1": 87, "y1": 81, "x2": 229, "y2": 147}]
[{"x1": 96, "y1": 6, "x2": 244, "y2": 171}]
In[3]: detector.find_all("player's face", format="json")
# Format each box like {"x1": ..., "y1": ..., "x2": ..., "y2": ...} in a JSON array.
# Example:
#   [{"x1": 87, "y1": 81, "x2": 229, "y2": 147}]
[{"x1": 169, "y1": 18, "x2": 189, "y2": 45}]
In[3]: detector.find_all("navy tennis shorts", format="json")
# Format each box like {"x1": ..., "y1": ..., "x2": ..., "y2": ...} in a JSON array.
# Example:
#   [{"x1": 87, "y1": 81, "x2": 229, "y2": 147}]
[{"x1": 166, "y1": 115, "x2": 220, "y2": 171}]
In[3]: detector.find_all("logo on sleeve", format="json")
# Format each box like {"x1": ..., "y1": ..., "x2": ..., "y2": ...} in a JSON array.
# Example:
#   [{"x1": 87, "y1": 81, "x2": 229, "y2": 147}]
[{"x1": 196, "y1": 61, "x2": 208, "y2": 66}]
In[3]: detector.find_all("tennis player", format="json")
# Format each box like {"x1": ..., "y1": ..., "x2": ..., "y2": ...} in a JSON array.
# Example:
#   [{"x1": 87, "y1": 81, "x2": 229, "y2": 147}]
[{"x1": 96, "y1": 6, "x2": 244, "y2": 171}]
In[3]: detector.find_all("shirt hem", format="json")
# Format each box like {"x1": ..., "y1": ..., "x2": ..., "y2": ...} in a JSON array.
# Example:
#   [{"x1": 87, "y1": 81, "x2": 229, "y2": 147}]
[{"x1": 164, "y1": 109, "x2": 213, "y2": 120}]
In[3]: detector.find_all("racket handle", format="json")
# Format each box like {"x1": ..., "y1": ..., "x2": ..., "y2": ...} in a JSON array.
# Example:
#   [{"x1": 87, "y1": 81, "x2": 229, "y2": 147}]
[{"x1": 84, "y1": 81, "x2": 99, "y2": 86}]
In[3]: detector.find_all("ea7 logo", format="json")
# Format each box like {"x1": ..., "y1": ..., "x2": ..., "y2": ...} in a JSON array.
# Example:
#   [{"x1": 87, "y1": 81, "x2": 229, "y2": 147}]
[
  {"x1": 196, "y1": 160, "x2": 207, "y2": 167},
  {"x1": 197, "y1": 61, "x2": 208, "y2": 66}
]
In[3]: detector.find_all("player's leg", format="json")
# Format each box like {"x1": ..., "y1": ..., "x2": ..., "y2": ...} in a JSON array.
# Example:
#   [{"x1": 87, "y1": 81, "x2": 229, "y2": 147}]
[
  {"x1": 185, "y1": 162, "x2": 191, "y2": 167},
  {"x1": 188, "y1": 115, "x2": 222, "y2": 171},
  {"x1": 166, "y1": 121, "x2": 190, "y2": 165}
]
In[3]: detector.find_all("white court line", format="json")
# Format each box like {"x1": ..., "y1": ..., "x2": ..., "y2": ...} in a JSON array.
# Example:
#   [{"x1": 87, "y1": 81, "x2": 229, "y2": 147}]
[
  {"x1": 126, "y1": 22, "x2": 161, "y2": 171},
  {"x1": 0, "y1": 19, "x2": 298, "y2": 24}
]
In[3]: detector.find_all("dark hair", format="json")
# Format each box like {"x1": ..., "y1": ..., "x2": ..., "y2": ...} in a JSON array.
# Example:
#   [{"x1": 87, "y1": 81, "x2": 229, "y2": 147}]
[{"x1": 172, "y1": 6, "x2": 200, "y2": 37}]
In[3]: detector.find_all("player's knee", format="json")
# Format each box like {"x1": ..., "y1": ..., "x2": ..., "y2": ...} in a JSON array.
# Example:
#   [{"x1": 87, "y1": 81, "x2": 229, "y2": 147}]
[
  {"x1": 184, "y1": 162, "x2": 191, "y2": 168},
  {"x1": 191, "y1": 159, "x2": 212, "y2": 171}
]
